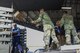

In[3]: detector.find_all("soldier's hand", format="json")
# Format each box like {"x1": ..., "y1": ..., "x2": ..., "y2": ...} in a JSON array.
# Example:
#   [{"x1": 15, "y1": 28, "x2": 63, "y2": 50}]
[
  {"x1": 31, "y1": 21, "x2": 34, "y2": 23},
  {"x1": 31, "y1": 21, "x2": 36, "y2": 24},
  {"x1": 36, "y1": 24, "x2": 40, "y2": 27}
]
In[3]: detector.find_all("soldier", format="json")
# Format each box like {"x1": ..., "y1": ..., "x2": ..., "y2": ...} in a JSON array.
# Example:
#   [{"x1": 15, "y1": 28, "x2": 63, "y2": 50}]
[
  {"x1": 55, "y1": 20, "x2": 65, "y2": 45},
  {"x1": 60, "y1": 11, "x2": 80, "y2": 44},
  {"x1": 31, "y1": 9, "x2": 59, "y2": 51},
  {"x1": 11, "y1": 23, "x2": 23, "y2": 53}
]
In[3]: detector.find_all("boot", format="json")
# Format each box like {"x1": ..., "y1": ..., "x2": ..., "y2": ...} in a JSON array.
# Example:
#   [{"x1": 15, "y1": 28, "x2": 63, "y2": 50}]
[
  {"x1": 66, "y1": 36, "x2": 71, "y2": 45},
  {"x1": 66, "y1": 39, "x2": 71, "y2": 45},
  {"x1": 44, "y1": 45, "x2": 50, "y2": 52},
  {"x1": 49, "y1": 42, "x2": 56, "y2": 50},
  {"x1": 56, "y1": 43, "x2": 60, "y2": 51},
  {"x1": 75, "y1": 40, "x2": 80, "y2": 44},
  {"x1": 74, "y1": 36, "x2": 80, "y2": 44}
]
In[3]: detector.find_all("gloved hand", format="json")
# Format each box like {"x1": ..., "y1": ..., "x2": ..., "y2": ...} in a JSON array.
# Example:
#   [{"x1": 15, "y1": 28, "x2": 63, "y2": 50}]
[{"x1": 31, "y1": 21, "x2": 35, "y2": 24}]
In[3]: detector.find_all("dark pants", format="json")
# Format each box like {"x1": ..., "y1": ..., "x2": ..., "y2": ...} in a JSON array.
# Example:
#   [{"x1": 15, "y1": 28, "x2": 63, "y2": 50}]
[{"x1": 12, "y1": 36, "x2": 21, "y2": 53}]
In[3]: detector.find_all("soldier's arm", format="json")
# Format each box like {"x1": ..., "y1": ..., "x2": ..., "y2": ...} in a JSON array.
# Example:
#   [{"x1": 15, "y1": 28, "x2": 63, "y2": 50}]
[
  {"x1": 31, "y1": 14, "x2": 42, "y2": 24},
  {"x1": 12, "y1": 28, "x2": 20, "y2": 33},
  {"x1": 60, "y1": 16, "x2": 64, "y2": 27},
  {"x1": 71, "y1": 15, "x2": 74, "y2": 23}
]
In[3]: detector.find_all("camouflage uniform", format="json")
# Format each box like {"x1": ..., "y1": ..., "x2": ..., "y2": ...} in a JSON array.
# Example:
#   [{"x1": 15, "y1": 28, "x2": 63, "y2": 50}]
[
  {"x1": 60, "y1": 14, "x2": 80, "y2": 44},
  {"x1": 34, "y1": 12, "x2": 59, "y2": 50}
]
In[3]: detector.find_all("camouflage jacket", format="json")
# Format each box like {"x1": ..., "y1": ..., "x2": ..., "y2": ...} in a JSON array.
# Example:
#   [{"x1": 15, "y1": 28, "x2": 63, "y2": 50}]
[
  {"x1": 35, "y1": 12, "x2": 55, "y2": 28},
  {"x1": 60, "y1": 14, "x2": 75, "y2": 30}
]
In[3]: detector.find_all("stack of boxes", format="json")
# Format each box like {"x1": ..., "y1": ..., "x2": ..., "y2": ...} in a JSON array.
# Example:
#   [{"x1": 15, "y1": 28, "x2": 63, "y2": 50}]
[{"x1": 0, "y1": 7, "x2": 13, "y2": 53}]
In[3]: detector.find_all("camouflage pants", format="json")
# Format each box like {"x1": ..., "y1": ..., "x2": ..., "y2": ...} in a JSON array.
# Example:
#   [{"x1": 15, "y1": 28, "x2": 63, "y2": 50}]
[
  {"x1": 65, "y1": 28, "x2": 80, "y2": 44},
  {"x1": 43, "y1": 24, "x2": 59, "y2": 46}
]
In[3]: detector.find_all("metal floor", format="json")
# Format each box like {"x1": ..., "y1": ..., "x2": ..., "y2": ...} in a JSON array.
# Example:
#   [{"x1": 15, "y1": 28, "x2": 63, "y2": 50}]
[
  {"x1": 27, "y1": 49, "x2": 78, "y2": 53},
  {"x1": 39, "y1": 50, "x2": 76, "y2": 53}
]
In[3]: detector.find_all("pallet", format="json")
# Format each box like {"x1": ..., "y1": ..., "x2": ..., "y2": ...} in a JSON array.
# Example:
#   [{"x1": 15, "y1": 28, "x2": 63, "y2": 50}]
[
  {"x1": 0, "y1": 38, "x2": 11, "y2": 41},
  {"x1": 0, "y1": 14, "x2": 13, "y2": 17},
  {"x1": 0, "y1": 25, "x2": 11, "y2": 28},
  {"x1": 0, "y1": 6, "x2": 13, "y2": 12},
  {"x1": 0, "y1": 6, "x2": 13, "y2": 53},
  {"x1": 0, "y1": 19, "x2": 13, "y2": 22}
]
